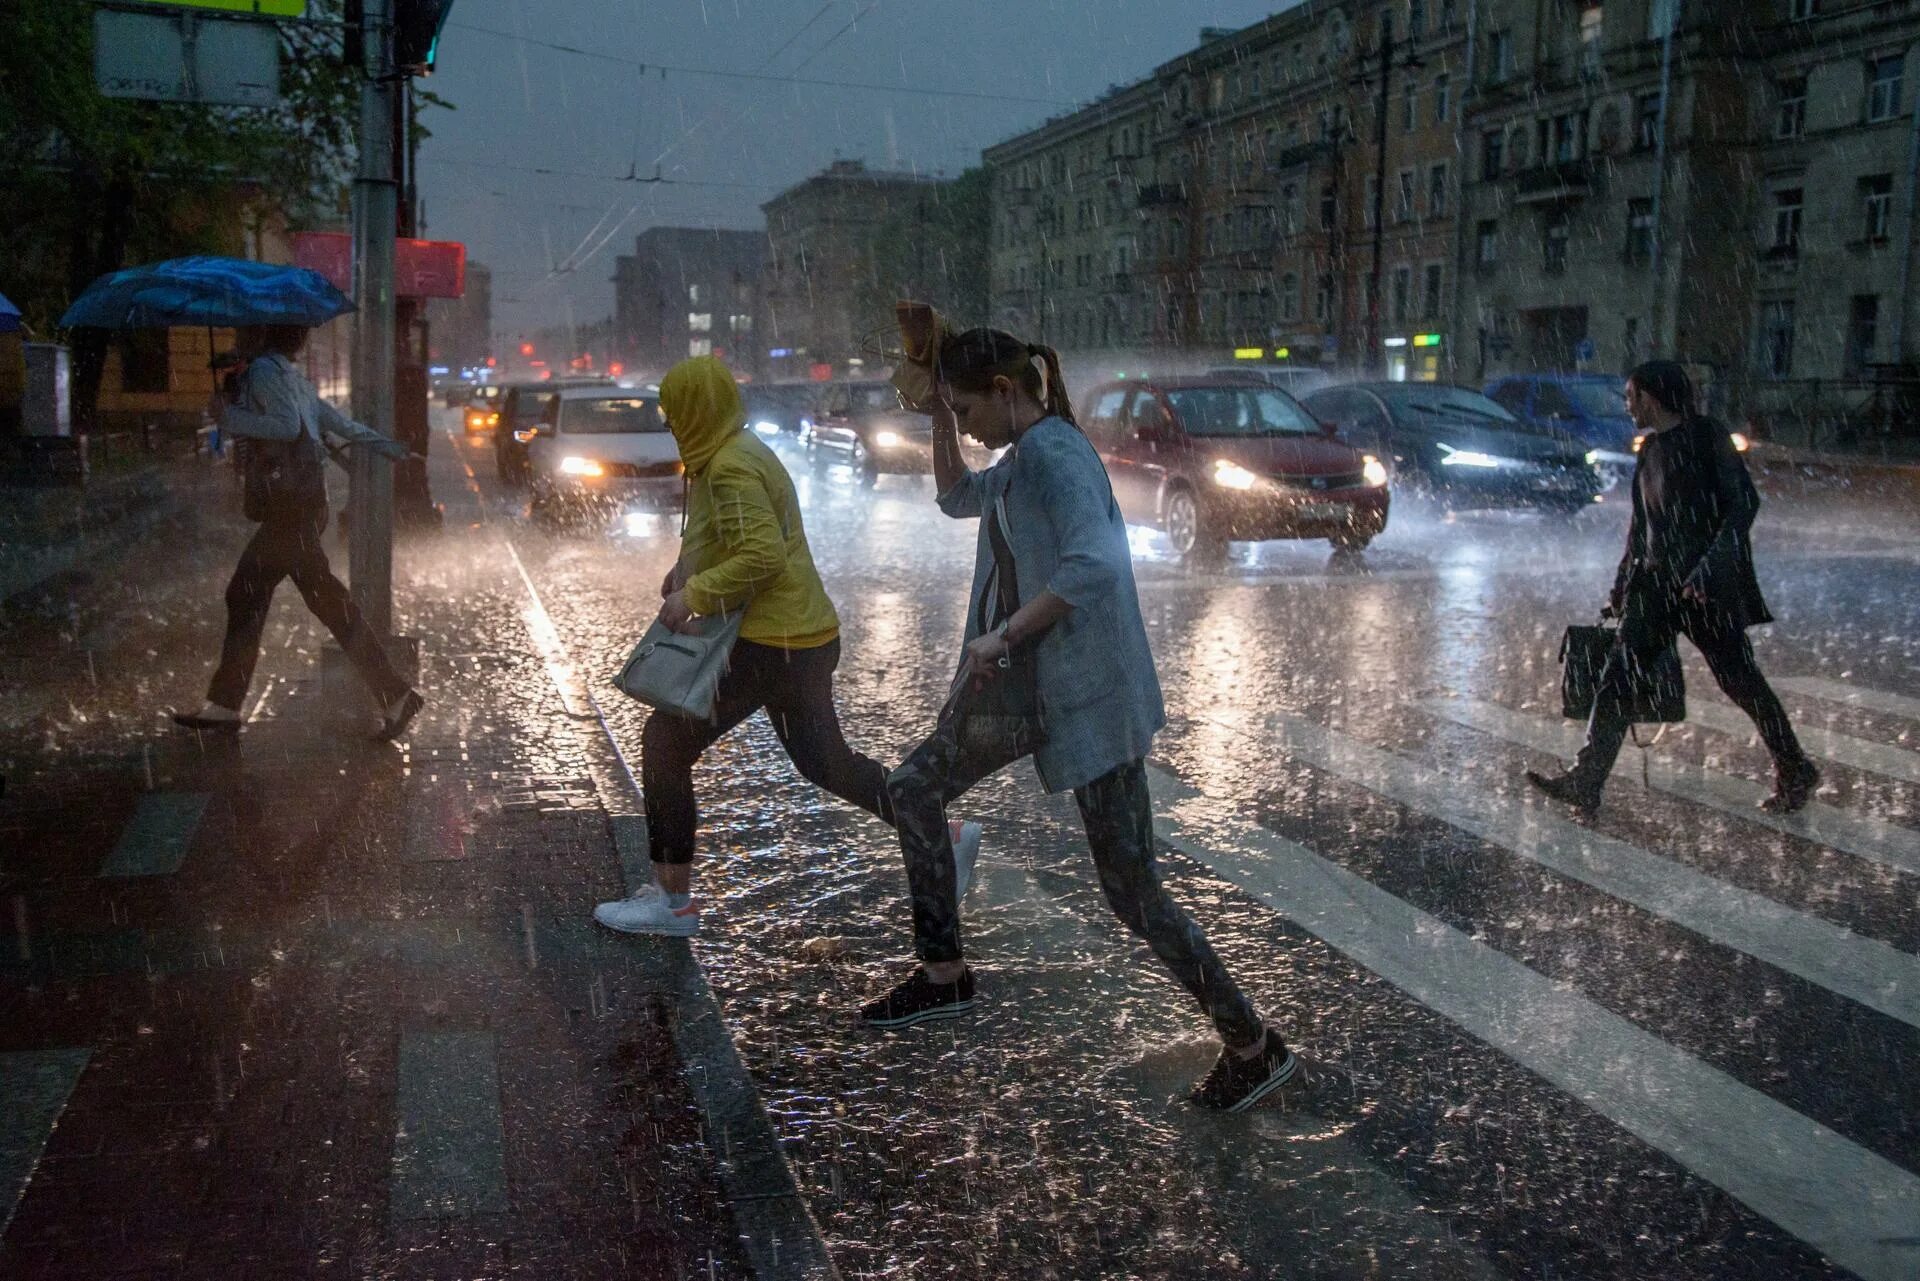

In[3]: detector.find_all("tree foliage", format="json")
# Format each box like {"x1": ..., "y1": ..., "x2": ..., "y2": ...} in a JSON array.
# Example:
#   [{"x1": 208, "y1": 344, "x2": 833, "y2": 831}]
[{"x1": 858, "y1": 167, "x2": 993, "y2": 341}]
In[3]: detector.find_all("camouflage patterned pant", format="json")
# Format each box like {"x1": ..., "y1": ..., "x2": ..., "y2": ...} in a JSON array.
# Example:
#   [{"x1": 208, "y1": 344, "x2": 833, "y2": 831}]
[{"x1": 885, "y1": 732, "x2": 1265, "y2": 1049}]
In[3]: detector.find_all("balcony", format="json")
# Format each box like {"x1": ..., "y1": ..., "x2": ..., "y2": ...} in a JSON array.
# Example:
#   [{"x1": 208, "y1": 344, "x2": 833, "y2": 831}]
[
  {"x1": 1269, "y1": 140, "x2": 1333, "y2": 171},
  {"x1": 1138, "y1": 184, "x2": 1186, "y2": 208},
  {"x1": 1512, "y1": 160, "x2": 1594, "y2": 205}
]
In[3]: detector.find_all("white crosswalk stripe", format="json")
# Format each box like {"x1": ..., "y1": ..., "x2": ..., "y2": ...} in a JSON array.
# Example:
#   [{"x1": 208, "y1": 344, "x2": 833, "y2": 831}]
[
  {"x1": 1688, "y1": 699, "x2": 1920, "y2": 785},
  {"x1": 1147, "y1": 765, "x2": 1920, "y2": 1281},
  {"x1": 1421, "y1": 696, "x2": 1920, "y2": 879},
  {"x1": 1776, "y1": 676, "x2": 1920, "y2": 723},
  {"x1": 1205, "y1": 709, "x2": 1920, "y2": 1030}
]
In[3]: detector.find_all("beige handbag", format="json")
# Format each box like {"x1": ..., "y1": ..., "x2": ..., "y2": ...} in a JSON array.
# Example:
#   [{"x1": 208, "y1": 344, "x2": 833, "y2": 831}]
[{"x1": 613, "y1": 611, "x2": 742, "y2": 722}]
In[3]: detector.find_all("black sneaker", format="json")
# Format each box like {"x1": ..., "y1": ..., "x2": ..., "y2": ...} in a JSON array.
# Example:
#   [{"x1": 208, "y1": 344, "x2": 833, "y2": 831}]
[
  {"x1": 374, "y1": 689, "x2": 425, "y2": 742},
  {"x1": 860, "y1": 967, "x2": 976, "y2": 1030},
  {"x1": 1188, "y1": 1032, "x2": 1300, "y2": 1112},
  {"x1": 1525, "y1": 768, "x2": 1601, "y2": 816},
  {"x1": 1760, "y1": 758, "x2": 1819, "y2": 814}
]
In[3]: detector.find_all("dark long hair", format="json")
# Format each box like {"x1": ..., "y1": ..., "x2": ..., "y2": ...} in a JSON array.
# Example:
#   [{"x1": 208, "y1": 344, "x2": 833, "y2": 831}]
[
  {"x1": 937, "y1": 327, "x2": 1078, "y2": 426},
  {"x1": 1627, "y1": 360, "x2": 1696, "y2": 415}
]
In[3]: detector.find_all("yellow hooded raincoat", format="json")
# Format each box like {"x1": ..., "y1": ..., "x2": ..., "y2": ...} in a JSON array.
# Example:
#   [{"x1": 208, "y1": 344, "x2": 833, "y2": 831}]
[{"x1": 661, "y1": 357, "x2": 840, "y2": 649}]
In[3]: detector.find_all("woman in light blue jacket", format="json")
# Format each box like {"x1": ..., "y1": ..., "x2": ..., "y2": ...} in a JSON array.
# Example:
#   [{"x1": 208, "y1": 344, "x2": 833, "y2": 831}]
[{"x1": 860, "y1": 328, "x2": 1298, "y2": 1113}]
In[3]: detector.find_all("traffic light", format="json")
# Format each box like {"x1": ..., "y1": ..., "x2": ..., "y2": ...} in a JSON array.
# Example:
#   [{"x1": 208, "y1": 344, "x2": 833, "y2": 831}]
[{"x1": 393, "y1": 0, "x2": 455, "y2": 74}]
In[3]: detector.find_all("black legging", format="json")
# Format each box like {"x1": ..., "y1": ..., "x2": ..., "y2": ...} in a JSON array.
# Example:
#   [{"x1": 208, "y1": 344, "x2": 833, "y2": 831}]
[
  {"x1": 1572, "y1": 582, "x2": 1805, "y2": 787},
  {"x1": 640, "y1": 637, "x2": 894, "y2": 865}
]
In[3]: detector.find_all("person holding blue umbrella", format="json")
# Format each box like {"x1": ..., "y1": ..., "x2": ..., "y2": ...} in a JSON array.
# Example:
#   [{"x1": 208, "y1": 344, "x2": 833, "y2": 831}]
[{"x1": 173, "y1": 323, "x2": 424, "y2": 740}]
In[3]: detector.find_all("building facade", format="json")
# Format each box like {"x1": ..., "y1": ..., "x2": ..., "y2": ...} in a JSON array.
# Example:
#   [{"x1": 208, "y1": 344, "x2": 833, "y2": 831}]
[
  {"x1": 1456, "y1": 0, "x2": 1920, "y2": 439},
  {"x1": 759, "y1": 160, "x2": 947, "y2": 381},
  {"x1": 611, "y1": 227, "x2": 766, "y2": 382},
  {"x1": 427, "y1": 260, "x2": 491, "y2": 374}
]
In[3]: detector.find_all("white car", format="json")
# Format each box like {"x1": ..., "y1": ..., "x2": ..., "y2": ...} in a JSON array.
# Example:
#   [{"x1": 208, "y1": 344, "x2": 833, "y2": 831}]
[{"x1": 523, "y1": 387, "x2": 684, "y2": 518}]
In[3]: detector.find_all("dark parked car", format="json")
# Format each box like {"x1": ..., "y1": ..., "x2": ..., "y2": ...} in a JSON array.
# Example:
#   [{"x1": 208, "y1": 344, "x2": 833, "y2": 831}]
[
  {"x1": 1302, "y1": 382, "x2": 1601, "y2": 514},
  {"x1": 800, "y1": 379, "x2": 931, "y2": 485},
  {"x1": 494, "y1": 378, "x2": 614, "y2": 485},
  {"x1": 1484, "y1": 373, "x2": 1638, "y2": 484},
  {"x1": 742, "y1": 384, "x2": 818, "y2": 438},
  {"x1": 1083, "y1": 375, "x2": 1391, "y2": 558}
]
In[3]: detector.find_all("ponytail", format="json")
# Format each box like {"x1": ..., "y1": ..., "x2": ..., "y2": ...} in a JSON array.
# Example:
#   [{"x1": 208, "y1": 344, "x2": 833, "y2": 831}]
[{"x1": 1027, "y1": 343, "x2": 1077, "y2": 426}]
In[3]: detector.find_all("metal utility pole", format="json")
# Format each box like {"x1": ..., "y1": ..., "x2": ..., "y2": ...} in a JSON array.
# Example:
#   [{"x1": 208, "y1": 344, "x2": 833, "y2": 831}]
[
  {"x1": 349, "y1": 0, "x2": 398, "y2": 639},
  {"x1": 1647, "y1": 0, "x2": 1679, "y2": 356},
  {"x1": 1365, "y1": 15, "x2": 1395, "y2": 377}
]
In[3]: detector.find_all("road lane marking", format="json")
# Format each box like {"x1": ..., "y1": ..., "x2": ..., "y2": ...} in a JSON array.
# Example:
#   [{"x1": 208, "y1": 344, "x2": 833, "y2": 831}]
[
  {"x1": 1145, "y1": 765, "x2": 1920, "y2": 1281},
  {"x1": 389, "y1": 1030, "x2": 508, "y2": 1221},
  {"x1": 1422, "y1": 697, "x2": 1920, "y2": 879},
  {"x1": 1777, "y1": 676, "x2": 1920, "y2": 723},
  {"x1": 1688, "y1": 699, "x2": 1920, "y2": 786},
  {"x1": 98, "y1": 792, "x2": 209, "y2": 878},
  {"x1": 1209, "y1": 710, "x2": 1920, "y2": 1030},
  {"x1": 0, "y1": 1048, "x2": 91, "y2": 1238}
]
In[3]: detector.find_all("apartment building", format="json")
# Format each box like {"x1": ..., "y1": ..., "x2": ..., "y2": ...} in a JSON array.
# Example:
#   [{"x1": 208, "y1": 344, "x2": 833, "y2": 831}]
[
  {"x1": 1457, "y1": 0, "x2": 1920, "y2": 433},
  {"x1": 611, "y1": 228, "x2": 765, "y2": 382}
]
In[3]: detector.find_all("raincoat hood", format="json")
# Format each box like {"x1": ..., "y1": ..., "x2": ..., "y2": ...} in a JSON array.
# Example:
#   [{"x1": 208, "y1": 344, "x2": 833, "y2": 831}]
[{"x1": 660, "y1": 356, "x2": 746, "y2": 475}]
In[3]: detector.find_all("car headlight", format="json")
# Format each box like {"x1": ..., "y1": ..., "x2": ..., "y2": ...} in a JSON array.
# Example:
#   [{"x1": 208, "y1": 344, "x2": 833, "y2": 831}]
[
  {"x1": 799, "y1": 417, "x2": 814, "y2": 432},
  {"x1": 752, "y1": 420, "x2": 781, "y2": 437},
  {"x1": 1632, "y1": 432, "x2": 1647, "y2": 453},
  {"x1": 1729, "y1": 431, "x2": 1750, "y2": 453},
  {"x1": 1212, "y1": 459, "x2": 1258, "y2": 490},
  {"x1": 1584, "y1": 450, "x2": 1599, "y2": 466},
  {"x1": 1362, "y1": 454, "x2": 1389, "y2": 487},
  {"x1": 873, "y1": 429, "x2": 903, "y2": 448},
  {"x1": 1438, "y1": 444, "x2": 1502, "y2": 468},
  {"x1": 559, "y1": 456, "x2": 605, "y2": 477}
]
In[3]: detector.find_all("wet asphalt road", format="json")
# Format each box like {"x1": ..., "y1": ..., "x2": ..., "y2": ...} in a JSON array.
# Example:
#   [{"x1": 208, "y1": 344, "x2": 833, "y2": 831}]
[
  {"x1": 2, "y1": 410, "x2": 1916, "y2": 1280},
  {"x1": 451, "y1": 413, "x2": 1920, "y2": 1281}
]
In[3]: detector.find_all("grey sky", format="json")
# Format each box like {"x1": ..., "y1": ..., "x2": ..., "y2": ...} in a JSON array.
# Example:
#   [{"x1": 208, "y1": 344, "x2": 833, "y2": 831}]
[{"x1": 419, "y1": 0, "x2": 1293, "y2": 338}]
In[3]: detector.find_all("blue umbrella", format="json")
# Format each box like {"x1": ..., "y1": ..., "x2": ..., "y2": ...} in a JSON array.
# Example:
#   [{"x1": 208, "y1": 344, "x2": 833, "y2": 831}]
[
  {"x1": 59, "y1": 255, "x2": 354, "y2": 330},
  {"x1": 0, "y1": 290, "x2": 20, "y2": 333}
]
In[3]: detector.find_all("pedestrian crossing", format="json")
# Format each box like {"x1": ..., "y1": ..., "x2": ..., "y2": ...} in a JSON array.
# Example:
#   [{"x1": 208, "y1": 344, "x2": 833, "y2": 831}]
[
  {"x1": 1152, "y1": 671, "x2": 1920, "y2": 1279},
  {"x1": 1775, "y1": 675, "x2": 1920, "y2": 723},
  {"x1": 1688, "y1": 697, "x2": 1920, "y2": 785}
]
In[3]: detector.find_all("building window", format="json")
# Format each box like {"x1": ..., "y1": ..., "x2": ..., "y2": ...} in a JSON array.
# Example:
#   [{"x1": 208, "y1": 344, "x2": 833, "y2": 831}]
[
  {"x1": 118, "y1": 329, "x2": 170, "y2": 394},
  {"x1": 1552, "y1": 111, "x2": 1584, "y2": 163},
  {"x1": 1397, "y1": 169, "x2": 1416, "y2": 222},
  {"x1": 1648, "y1": 0, "x2": 1677, "y2": 38},
  {"x1": 1757, "y1": 300, "x2": 1795, "y2": 377},
  {"x1": 1579, "y1": 5, "x2": 1604, "y2": 75},
  {"x1": 689, "y1": 338, "x2": 713, "y2": 357},
  {"x1": 1476, "y1": 219, "x2": 1498, "y2": 266},
  {"x1": 1365, "y1": 174, "x2": 1380, "y2": 228},
  {"x1": 1281, "y1": 182, "x2": 1300, "y2": 233},
  {"x1": 1771, "y1": 188, "x2": 1803, "y2": 255},
  {"x1": 1846, "y1": 295, "x2": 1879, "y2": 375},
  {"x1": 1862, "y1": 173, "x2": 1894, "y2": 242},
  {"x1": 1482, "y1": 128, "x2": 1506, "y2": 180},
  {"x1": 1775, "y1": 77, "x2": 1807, "y2": 139},
  {"x1": 1488, "y1": 30, "x2": 1513, "y2": 82},
  {"x1": 1321, "y1": 183, "x2": 1337, "y2": 230},
  {"x1": 1403, "y1": 81, "x2": 1418, "y2": 133},
  {"x1": 1314, "y1": 276, "x2": 1333, "y2": 322},
  {"x1": 1627, "y1": 198, "x2": 1656, "y2": 263},
  {"x1": 1869, "y1": 55, "x2": 1905, "y2": 124},
  {"x1": 688, "y1": 312, "x2": 713, "y2": 333},
  {"x1": 1434, "y1": 74, "x2": 1452, "y2": 124},
  {"x1": 1428, "y1": 162, "x2": 1449, "y2": 218},
  {"x1": 688, "y1": 284, "x2": 704, "y2": 305},
  {"x1": 1787, "y1": 0, "x2": 1816, "y2": 16},
  {"x1": 1408, "y1": 0, "x2": 1426, "y2": 39},
  {"x1": 1634, "y1": 92, "x2": 1661, "y2": 150},
  {"x1": 1282, "y1": 272, "x2": 1301, "y2": 320},
  {"x1": 1392, "y1": 265, "x2": 1412, "y2": 323},
  {"x1": 1422, "y1": 263, "x2": 1443, "y2": 320},
  {"x1": 1625, "y1": 317, "x2": 1641, "y2": 361},
  {"x1": 1544, "y1": 213, "x2": 1570, "y2": 273}
]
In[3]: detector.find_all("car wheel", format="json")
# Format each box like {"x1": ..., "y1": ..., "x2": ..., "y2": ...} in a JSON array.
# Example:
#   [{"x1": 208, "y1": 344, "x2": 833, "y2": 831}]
[
  {"x1": 853, "y1": 443, "x2": 878, "y2": 488},
  {"x1": 1330, "y1": 530, "x2": 1373, "y2": 552},
  {"x1": 1164, "y1": 487, "x2": 1225, "y2": 563}
]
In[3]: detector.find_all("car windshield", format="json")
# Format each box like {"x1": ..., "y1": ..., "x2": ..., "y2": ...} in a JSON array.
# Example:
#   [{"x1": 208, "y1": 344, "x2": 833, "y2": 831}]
[
  {"x1": 1567, "y1": 382, "x2": 1629, "y2": 416},
  {"x1": 1165, "y1": 387, "x2": 1318, "y2": 437},
  {"x1": 511, "y1": 393, "x2": 556, "y2": 422},
  {"x1": 1384, "y1": 387, "x2": 1520, "y2": 424},
  {"x1": 854, "y1": 385, "x2": 900, "y2": 410},
  {"x1": 560, "y1": 397, "x2": 665, "y2": 433}
]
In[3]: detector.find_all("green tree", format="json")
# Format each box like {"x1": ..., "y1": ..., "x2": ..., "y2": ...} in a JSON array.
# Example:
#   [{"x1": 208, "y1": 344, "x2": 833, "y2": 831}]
[
  {"x1": 858, "y1": 167, "x2": 992, "y2": 346},
  {"x1": 0, "y1": 0, "x2": 363, "y2": 428}
]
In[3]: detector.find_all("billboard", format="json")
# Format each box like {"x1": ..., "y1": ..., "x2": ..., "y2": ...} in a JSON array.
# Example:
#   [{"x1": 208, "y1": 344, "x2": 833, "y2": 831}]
[{"x1": 291, "y1": 232, "x2": 467, "y2": 300}]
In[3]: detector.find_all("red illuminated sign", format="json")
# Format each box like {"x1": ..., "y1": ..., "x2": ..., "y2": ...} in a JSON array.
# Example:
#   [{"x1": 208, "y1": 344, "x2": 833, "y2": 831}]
[
  {"x1": 290, "y1": 232, "x2": 467, "y2": 299},
  {"x1": 809, "y1": 363, "x2": 833, "y2": 382}
]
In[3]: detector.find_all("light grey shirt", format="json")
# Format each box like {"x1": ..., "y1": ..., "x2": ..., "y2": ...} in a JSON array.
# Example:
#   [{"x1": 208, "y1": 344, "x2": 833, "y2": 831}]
[
  {"x1": 222, "y1": 353, "x2": 388, "y2": 451},
  {"x1": 938, "y1": 415, "x2": 1166, "y2": 793}
]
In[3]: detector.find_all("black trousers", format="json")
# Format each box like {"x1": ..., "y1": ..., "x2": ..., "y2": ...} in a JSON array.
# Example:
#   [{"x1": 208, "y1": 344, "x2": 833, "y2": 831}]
[
  {"x1": 640, "y1": 638, "x2": 895, "y2": 865},
  {"x1": 1573, "y1": 583, "x2": 1806, "y2": 788},
  {"x1": 207, "y1": 506, "x2": 410, "y2": 710},
  {"x1": 886, "y1": 729, "x2": 1266, "y2": 1050}
]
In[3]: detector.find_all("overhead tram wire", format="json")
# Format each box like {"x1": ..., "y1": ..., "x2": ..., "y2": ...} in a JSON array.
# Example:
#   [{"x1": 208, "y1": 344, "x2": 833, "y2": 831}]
[
  {"x1": 442, "y1": 22, "x2": 1074, "y2": 107},
  {"x1": 417, "y1": 154, "x2": 779, "y2": 192}
]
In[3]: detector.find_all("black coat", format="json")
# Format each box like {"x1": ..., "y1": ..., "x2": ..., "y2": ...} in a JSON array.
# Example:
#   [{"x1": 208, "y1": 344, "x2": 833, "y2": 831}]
[{"x1": 1610, "y1": 415, "x2": 1772, "y2": 628}]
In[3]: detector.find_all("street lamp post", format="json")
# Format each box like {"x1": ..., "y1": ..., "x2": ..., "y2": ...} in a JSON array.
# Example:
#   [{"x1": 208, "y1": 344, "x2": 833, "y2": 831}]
[{"x1": 349, "y1": 0, "x2": 398, "y2": 640}]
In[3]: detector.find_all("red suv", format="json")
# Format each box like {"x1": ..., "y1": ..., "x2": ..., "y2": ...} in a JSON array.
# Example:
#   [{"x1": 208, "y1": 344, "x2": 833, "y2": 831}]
[{"x1": 1082, "y1": 375, "x2": 1390, "y2": 558}]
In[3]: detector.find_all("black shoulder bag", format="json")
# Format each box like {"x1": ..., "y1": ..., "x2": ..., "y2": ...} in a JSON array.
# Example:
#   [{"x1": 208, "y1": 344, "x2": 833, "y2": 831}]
[
  {"x1": 236, "y1": 360, "x2": 326, "y2": 521},
  {"x1": 941, "y1": 482, "x2": 1048, "y2": 760}
]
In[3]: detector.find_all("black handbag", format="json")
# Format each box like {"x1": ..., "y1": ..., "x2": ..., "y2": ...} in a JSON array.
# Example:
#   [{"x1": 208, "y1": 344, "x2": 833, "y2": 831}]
[
  {"x1": 233, "y1": 360, "x2": 326, "y2": 521},
  {"x1": 1560, "y1": 624, "x2": 1686, "y2": 723},
  {"x1": 941, "y1": 487, "x2": 1047, "y2": 760}
]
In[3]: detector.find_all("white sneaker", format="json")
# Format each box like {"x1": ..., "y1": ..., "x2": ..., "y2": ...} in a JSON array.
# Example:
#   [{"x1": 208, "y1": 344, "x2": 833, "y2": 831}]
[
  {"x1": 593, "y1": 883, "x2": 700, "y2": 936},
  {"x1": 950, "y1": 820, "x2": 983, "y2": 906}
]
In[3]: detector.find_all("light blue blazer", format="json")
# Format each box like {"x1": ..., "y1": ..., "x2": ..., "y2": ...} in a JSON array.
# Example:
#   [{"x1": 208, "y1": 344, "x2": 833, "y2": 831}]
[{"x1": 937, "y1": 415, "x2": 1167, "y2": 793}]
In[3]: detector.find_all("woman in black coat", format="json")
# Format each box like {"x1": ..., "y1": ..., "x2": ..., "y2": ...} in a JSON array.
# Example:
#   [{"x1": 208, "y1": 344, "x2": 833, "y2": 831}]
[{"x1": 1528, "y1": 361, "x2": 1818, "y2": 814}]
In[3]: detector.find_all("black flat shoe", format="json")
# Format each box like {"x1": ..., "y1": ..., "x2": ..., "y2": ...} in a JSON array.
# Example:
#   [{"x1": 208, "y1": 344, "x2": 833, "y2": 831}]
[
  {"x1": 374, "y1": 690, "x2": 425, "y2": 742},
  {"x1": 1525, "y1": 768, "x2": 1600, "y2": 815},
  {"x1": 1760, "y1": 759, "x2": 1820, "y2": 814}
]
